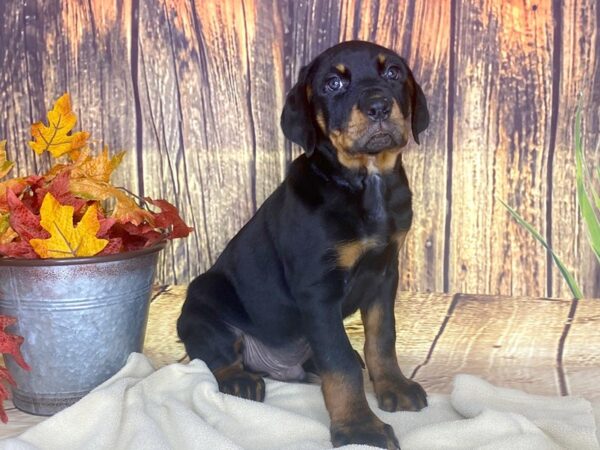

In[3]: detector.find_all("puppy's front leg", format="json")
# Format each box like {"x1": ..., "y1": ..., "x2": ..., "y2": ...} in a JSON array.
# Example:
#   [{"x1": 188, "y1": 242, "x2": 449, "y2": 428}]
[
  {"x1": 298, "y1": 290, "x2": 399, "y2": 450},
  {"x1": 361, "y1": 242, "x2": 427, "y2": 413}
]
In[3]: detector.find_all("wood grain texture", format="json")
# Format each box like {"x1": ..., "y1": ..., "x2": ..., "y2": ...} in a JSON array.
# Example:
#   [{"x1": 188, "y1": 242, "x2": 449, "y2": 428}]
[
  {"x1": 0, "y1": 0, "x2": 599, "y2": 297},
  {"x1": 411, "y1": 293, "x2": 573, "y2": 396},
  {"x1": 563, "y1": 298, "x2": 600, "y2": 400},
  {"x1": 550, "y1": 0, "x2": 600, "y2": 299},
  {"x1": 449, "y1": 0, "x2": 554, "y2": 297}
]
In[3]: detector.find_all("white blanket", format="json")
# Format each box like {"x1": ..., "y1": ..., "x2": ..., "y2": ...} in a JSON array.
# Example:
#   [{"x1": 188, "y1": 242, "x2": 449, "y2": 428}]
[{"x1": 0, "y1": 353, "x2": 597, "y2": 449}]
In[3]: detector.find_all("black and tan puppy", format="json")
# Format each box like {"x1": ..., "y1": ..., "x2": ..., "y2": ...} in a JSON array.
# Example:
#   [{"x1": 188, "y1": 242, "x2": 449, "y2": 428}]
[{"x1": 178, "y1": 40, "x2": 429, "y2": 449}]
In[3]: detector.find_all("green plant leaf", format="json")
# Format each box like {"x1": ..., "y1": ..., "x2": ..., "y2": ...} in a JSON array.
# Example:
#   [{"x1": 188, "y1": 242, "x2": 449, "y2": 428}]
[
  {"x1": 498, "y1": 198, "x2": 583, "y2": 299},
  {"x1": 574, "y1": 104, "x2": 600, "y2": 264}
]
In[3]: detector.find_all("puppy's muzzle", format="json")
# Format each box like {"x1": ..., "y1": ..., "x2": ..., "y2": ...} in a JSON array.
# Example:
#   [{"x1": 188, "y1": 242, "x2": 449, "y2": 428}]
[{"x1": 354, "y1": 89, "x2": 407, "y2": 154}]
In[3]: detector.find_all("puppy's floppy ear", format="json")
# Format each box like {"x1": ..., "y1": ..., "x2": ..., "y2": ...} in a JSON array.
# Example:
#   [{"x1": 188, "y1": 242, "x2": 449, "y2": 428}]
[
  {"x1": 407, "y1": 70, "x2": 429, "y2": 145},
  {"x1": 280, "y1": 64, "x2": 317, "y2": 155}
]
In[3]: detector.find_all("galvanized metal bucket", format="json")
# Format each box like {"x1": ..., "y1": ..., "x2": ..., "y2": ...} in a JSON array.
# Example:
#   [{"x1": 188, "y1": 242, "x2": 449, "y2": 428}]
[{"x1": 0, "y1": 243, "x2": 165, "y2": 415}]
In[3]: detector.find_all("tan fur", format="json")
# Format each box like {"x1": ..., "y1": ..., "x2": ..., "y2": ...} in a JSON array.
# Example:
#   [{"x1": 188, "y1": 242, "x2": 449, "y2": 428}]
[
  {"x1": 336, "y1": 238, "x2": 379, "y2": 269},
  {"x1": 306, "y1": 85, "x2": 313, "y2": 101},
  {"x1": 321, "y1": 372, "x2": 370, "y2": 423},
  {"x1": 377, "y1": 54, "x2": 386, "y2": 65},
  {"x1": 329, "y1": 101, "x2": 410, "y2": 173},
  {"x1": 213, "y1": 361, "x2": 244, "y2": 382},
  {"x1": 361, "y1": 303, "x2": 399, "y2": 381},
  {"x1": 316, "y1": 110, "x2": 326, "y2": 133},
  {"x1": 335, "y1": 63, "x2": 347, "y2": 74}
]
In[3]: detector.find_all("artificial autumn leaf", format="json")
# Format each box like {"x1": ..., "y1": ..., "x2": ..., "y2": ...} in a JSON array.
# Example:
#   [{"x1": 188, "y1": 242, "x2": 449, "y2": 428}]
[
  {"x1": 69, "y1": 177, "x2": 155, "y2": 225},
  {"x1": 146, "y1": 198, "x2": 193, "y2": 238},
  {"x1": 72, "y1": 147, "x2": 125, "y2": 182},
  {"x1": 108, "y1": 222, "x2": 163, "y2": 251},
  {"x1": 97, "y1": 237, "x2": 123, "y2": 255},
  {"x1": 34, "y1": 171, "x2": 87, "y2": 214},
  {"x1": 28, "y1": 94, "x2": 90, "y2": 158},
  {"x1": 6, "y1": 189, "x2": 47, "y2": 241},
  {"x1": 29, "y1": 193, "x2": 108, "y2": 258},
  {"x1": 0, "y1": 214, "x2": 18, "y2": 245},
  {"x1": 0, "y1": 241, "x2": 39, "y2": 259},
  {"x1": 45, "y1": 147, "x2": 125, "y2": 184},
  {"x1": 0, "y1": 178, "x2": 28, "y2": 213},
  {"x1": 0, "y1": 141, "x2": 14, "y2": 179},
  {"x1": 0, "y1": 315, "x2": 30, "y2": 423},
  {"x1": 95, "y1": 213, "x2": 123, "y2": 254}
]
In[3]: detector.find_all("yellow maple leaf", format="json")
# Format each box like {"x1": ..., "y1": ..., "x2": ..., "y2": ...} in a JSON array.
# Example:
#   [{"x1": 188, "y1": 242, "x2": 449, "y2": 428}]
[
  {"x1": 0, "y1": 141, "x2": 14, "y2": 179},
  {"x1": 30, "y1": 193, "x2": 108, "y2": 258},
  {"x1": 28, "y1": 94, "x2": 90, "y2": 158}
]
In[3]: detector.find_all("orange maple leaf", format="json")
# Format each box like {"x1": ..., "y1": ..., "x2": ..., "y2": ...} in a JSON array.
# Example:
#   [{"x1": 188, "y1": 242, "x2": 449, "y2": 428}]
[
  {"x1": 28, "y1": 94, "x2": 90, "y2": 158},
  {"x1": 30, "y1": 193, "x2": 108, "y2": 258},
  {"x1": 69, "y1": 178, "x2": 155, "y2": 226},
  {"x1": 71, "y1": 147, "x2": 126, "y2": 182}
]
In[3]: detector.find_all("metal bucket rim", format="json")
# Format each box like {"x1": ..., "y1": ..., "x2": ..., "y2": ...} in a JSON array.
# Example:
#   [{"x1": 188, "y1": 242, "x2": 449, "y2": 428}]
[{"x1": 0, "y1": 241, "x2": 166, "y2": 267}]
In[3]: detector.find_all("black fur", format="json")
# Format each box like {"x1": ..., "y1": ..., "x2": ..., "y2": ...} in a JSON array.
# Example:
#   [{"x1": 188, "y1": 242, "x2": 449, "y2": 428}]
[{"x1": 178, "y1": 41, "x2": 430, "y2": 449}]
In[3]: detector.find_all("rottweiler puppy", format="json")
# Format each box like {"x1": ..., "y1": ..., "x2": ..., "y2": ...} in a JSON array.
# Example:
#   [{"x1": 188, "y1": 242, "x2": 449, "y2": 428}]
[{"x1": 178, "y1": 40, "x2": 429, "y2": 449}]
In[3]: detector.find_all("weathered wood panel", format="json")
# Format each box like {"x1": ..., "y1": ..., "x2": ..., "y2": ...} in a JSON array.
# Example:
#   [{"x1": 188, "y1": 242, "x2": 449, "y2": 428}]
[
  {"x1": 551, "y1": 0, "x2": 600, "y2": 299},
  {"x1": 0, "y1": 0, "x2": 599, "y2": 297},
  {"x1": 563, "y1": 298, "x2": 600, "y2": 400},
  {"x1": 449, "y1": 0, "x2": 554, "y2": 296},
  {"x1": 411, "y1": 294, "x2": 574, "y2": 396}
]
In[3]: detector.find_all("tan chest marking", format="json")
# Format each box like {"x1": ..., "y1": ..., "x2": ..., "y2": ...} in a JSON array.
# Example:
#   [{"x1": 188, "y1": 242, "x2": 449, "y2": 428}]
[
  {"x1": 336, "y1": 231, "x2": 408, "y2": 270},
  {"x1": 336, "y1": 238, "x2": 379, "y2": 269}
]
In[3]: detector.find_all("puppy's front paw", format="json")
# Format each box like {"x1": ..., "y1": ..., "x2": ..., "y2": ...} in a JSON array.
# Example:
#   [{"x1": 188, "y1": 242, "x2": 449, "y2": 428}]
[
  {"x1": 374, "y1": 377, "x2": 427, "y2": 412},
  {"x1": 215, "y1": 366, "x2": 265, "y2": 401},
  {"x1": 331, "y1": 416, "x2": 399, "y2": 449}
]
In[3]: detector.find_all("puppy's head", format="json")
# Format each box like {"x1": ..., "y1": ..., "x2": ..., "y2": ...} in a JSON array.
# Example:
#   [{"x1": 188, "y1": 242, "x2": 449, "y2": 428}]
[{"x1": 281, "y1": 41, "x2": 429, "y2": 168}]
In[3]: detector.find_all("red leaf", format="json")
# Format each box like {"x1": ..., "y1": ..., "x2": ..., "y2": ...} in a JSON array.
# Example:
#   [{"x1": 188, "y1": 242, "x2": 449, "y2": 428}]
[
  {"x1": 6, "y1": 190, "x2": 48, "y2": 241},
  {"x1": 35, "y1": 171, "x2": 86, "y2": 213},
  {"x1": 0, "y1": 316, "x2": 30, "y2": 371},
  {"x1": 0, "y1": 380, "x2": 10, "y2": 423},
  {"x1": 0, "y1": 241, "x2": 39, "y2": 259},
  {"x1": 0, "y1": 316, "x2": 30, "y2": 422},
  {"x1": 97, "y1": 216, "x2": 116, "y2": 238},
  {"x1": 108, "y1": 222, "x2": 162, "y2": 251},
  {"x1": 98, "y1": 237, "x2": 122, "y2": 255},
  {"x1": 145, "y1": 198, "x2": 192, "y2": 239}
]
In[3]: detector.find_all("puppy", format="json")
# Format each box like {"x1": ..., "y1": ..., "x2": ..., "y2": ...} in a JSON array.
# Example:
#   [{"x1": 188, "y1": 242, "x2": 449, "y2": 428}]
[{"x1": 178, "y1": 40, "x2": 430, "y2": 449}]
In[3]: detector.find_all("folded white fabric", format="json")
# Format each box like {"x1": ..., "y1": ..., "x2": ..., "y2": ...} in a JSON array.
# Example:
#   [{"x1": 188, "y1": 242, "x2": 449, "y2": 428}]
[{"x1": 0, "y1": 353, "x2": 596, "y2": 450}]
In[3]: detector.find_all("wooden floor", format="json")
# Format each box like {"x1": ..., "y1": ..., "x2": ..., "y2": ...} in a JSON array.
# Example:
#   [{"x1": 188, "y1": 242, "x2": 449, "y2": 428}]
[{"x1": 2, "y1": 285, "x2": 599, "y2": 436}]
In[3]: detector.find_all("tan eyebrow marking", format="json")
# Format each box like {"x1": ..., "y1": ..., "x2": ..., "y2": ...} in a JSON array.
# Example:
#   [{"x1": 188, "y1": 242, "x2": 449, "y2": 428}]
[
  {"x1": 377, "y1": 54, "x2": 386, "y2": 65},
  {"x1": 335, "y1": 63, "x2": 347, "y2": 74}
]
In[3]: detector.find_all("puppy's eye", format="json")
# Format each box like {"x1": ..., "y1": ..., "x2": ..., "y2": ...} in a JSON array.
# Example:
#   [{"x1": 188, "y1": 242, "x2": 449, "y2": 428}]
[
  {"x1": 325, "y1": 76, "x2": 344, "y2": 92},
  {"x1": 383, "y1": 66, "x2": 401, "y2": 80}
]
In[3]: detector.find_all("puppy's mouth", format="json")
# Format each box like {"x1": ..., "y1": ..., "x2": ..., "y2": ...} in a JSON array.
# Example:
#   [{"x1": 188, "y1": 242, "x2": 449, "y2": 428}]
[
  {"x1": 355, "y1": 123, "x2": 407, "y2": 154},
  {"x1": 365, "y1": 132, "x2": 394, "y2": 153}
]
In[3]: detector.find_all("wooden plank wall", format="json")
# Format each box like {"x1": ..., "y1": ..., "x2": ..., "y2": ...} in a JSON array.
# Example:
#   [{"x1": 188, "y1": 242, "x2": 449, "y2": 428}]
[{"x1": 0, "y1": 0, "x2": 598, "y2": 297}]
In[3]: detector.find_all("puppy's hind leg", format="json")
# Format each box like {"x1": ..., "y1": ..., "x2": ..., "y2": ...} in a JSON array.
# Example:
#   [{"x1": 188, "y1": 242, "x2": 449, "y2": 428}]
[{"x1": 177, "y1": 273, "x2": 266, "y2": 401}]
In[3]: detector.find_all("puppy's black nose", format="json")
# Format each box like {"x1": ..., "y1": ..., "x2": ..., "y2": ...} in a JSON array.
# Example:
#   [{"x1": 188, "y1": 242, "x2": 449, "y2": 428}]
[{"x1": 360, "y1": 95, "x2": 392, "y2": 122}]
